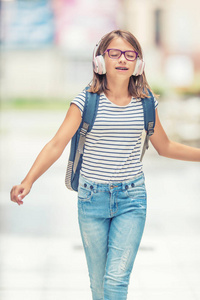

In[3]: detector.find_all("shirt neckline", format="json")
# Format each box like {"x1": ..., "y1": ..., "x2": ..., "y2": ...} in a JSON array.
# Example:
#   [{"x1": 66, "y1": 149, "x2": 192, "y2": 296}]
[{"x1": 102, "y1": 93, "x2": 134, "y2": 108}]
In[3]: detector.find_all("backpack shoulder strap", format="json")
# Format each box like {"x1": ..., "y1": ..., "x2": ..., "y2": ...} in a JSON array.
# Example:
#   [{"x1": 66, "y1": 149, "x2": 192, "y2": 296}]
[
  {"x1": 73, "y1": 88, "x2": 99, "y2": 173},
  {"x1": 140, "y1": 90, "x2": 156, "y2": 161},
  {"x1": 82, "y1": 87, "x2": 100, "y2": 132}
]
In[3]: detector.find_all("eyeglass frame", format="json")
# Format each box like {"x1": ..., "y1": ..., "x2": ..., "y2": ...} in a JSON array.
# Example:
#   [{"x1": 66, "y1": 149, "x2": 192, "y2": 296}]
[{"x1": 104, "y1": 48, "x2": 139, "y2": 61}]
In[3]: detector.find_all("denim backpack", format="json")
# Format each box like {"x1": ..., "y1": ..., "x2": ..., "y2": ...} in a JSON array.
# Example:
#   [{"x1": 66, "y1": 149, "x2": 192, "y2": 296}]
[{"x1": 65, "y1": 87, "x2": 155, "y2": 192}]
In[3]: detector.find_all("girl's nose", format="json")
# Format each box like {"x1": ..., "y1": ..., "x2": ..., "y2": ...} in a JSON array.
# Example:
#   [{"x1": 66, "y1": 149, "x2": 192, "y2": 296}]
[{"x1": 118, "y1": 53, "x2": 126, "y2": 63}]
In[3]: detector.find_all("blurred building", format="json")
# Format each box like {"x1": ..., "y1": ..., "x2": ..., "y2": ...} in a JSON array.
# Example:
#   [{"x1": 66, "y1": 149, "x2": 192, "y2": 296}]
[
  {"x1": 124, "y1": 0, "x2": 200, "y2": 91},
  {"x1": 0, "y1": 0, "x2": 123, "y2": 99},
  {"x1": 0, "y1": 0, "x2": 200, "y2": 100}
]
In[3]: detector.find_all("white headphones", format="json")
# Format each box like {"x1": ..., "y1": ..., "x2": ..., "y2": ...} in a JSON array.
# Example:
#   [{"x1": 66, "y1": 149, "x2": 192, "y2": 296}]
[
  {"x1": 92, "y1": 40, "x2": 145, "y2": 76},
  {"x1": 93, "y1": 43, "x2": 106, "y2": 75}
]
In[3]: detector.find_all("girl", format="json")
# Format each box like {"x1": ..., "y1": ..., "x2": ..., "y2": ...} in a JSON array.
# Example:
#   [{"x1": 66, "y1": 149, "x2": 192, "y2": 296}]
[{"x1": 10, "y1": 30, "x2": 200, "y2": 300}]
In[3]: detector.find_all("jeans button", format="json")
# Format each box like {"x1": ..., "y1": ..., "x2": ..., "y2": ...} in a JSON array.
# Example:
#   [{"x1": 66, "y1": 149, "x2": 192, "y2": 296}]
[
  {"x1": 84, "y1": 183, "x2": 87, "y2": 188},
  {"x1": 125, "y1": 185, "x2": 129, "y2": 190},
  {"x1": 90, "y1": 185, "x2": 93, "y2": 190},
  {"x1": 131, "y1": 183, "x2": 134, "y2": 187}
]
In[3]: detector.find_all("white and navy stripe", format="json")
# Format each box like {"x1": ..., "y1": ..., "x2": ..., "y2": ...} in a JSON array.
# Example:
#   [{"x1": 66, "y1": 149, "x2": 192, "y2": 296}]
[{"x1": 71, "y1": 90, "x2": 158, "y2": 182}]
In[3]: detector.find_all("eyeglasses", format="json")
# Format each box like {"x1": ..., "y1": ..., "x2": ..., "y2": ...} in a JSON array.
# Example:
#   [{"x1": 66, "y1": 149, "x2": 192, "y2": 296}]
[{"x1": 104, "y1": 48, "x2": 139, "y2": 61}]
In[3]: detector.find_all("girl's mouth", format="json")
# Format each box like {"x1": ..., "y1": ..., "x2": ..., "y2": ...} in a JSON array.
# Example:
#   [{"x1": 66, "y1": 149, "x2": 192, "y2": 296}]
[{"x1": 115, "y1": 67, "x2": 128, "y2": 70}]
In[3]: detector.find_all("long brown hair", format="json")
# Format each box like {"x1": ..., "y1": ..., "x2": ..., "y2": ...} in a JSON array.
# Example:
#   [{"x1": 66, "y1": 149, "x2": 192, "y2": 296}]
[{"x1": 88, "y1": 30, "x2": 155, "y2": 99}]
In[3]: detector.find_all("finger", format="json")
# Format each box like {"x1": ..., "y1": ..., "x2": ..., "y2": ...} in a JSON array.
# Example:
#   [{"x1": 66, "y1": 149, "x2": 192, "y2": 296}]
[
  {"x1": 11, "y1": 193, "x2": 23, "y2": 205},
  {"x1": 16, "y1": 187, "x2": 30, "y2": 205},
  {"x1": 17, "y1": 195, "x2": 24, "y2": 205},
  {"x1": 10, "y1": 186, "x2": 24, "y2": 203},
  {"x1": 10, "y1": 186, "x2": 17, "y2": 202},
  {"x1": 18, "y1": 187, "x2": 30, "y2": 200}
]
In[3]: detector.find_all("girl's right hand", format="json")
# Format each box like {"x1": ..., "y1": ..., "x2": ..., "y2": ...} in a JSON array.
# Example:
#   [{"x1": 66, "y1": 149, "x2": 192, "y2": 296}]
[{"x1": 10, "y1": 183, "x2": 32, "y2": 206}]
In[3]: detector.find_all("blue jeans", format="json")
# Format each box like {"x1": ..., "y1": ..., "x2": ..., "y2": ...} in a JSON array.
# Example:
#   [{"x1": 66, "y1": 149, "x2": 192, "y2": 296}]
[{"x1": 78, "y1": 173, "x2": 147, "y2": 300}]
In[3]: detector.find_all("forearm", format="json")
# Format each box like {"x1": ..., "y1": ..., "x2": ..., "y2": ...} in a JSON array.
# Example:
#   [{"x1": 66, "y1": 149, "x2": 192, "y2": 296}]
[
  {"x1": 159, "y1": 140, "x2": 200, "y2": 162},
  {"x1": 21, "y1": 140, "x2": 64, "y2": 186},
  {"x1": 10, "y1": 103, "x2": 82, "y2": 205},
  {"x1": 150, "y1": 109, "x2": 200, "y2": 162}
]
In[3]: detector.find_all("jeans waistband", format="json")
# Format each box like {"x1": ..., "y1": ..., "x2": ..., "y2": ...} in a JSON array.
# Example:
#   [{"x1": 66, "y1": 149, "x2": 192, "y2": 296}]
[{"x1": 79, "y1": 173, "x2": 145, "y2": 192}]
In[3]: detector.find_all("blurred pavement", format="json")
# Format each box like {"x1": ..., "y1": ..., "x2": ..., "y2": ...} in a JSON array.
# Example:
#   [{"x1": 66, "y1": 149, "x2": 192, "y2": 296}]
[{"x1": 0, "y1": 107, "x2": 200, "y2": 300}]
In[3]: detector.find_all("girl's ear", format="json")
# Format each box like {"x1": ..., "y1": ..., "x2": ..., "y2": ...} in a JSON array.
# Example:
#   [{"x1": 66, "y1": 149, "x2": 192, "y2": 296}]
[{"x1": 132, "y1": 58, "x2": 145, "y2": 76}]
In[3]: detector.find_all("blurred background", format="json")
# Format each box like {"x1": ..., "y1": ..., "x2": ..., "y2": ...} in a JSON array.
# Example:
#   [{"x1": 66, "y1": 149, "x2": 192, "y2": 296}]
[
  {"x1": 1, "y1": 0, "x2": 200, "y2": 101},
  {"x1": 0, "y1": 0, "x2": 200, "y2": 299}
]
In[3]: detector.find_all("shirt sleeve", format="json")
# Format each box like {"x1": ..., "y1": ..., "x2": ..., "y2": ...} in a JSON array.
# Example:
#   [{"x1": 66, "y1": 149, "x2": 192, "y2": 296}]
[
  {"x1": 154, "y1": 96, "x2": 158, "y2": 109},
  {"x1": 70, "y1": 90, "x2": 86, "y2": 117}
]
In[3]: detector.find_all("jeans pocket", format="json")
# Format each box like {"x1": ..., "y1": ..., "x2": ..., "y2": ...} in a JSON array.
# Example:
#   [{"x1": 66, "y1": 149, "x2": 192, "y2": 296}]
[
  {"x1": 127, "y1": 184, "x2": 146, "y2": 199},
  {"x1": 127, "y1": 184, "x2": 147, "y2": 210},
  {"x1": 78, "y1": 186, "x2": 93, "y2": 202}
]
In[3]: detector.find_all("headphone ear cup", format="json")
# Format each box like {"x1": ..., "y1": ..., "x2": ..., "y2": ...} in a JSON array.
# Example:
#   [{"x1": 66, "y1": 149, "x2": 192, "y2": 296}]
[
  {"x1": 93, "y1": 57, "x2": 99, "y2": 74},
  {"x1": 133, "y1": 58, "x2": 145, "y2": 76},
  {"x1": 93, "y1": 55, "x2": 106, "y2": 75}
]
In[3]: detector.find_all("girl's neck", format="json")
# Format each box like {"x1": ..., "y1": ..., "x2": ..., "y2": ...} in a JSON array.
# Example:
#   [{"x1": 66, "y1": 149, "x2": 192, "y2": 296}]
[{"x1": 105, "y1": 78, "x2": 131, "y2": 106}]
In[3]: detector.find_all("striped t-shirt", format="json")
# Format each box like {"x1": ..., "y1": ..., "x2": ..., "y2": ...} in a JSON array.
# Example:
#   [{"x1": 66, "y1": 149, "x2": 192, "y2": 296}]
[{"x1": 71, "y1": 90, "x2": 158, "y2": 183}]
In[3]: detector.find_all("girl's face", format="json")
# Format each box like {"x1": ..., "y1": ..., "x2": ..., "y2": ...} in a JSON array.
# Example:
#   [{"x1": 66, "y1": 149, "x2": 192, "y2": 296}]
[{"x1": 104, "y1": 37, "x2": 137, "y2": 80}]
